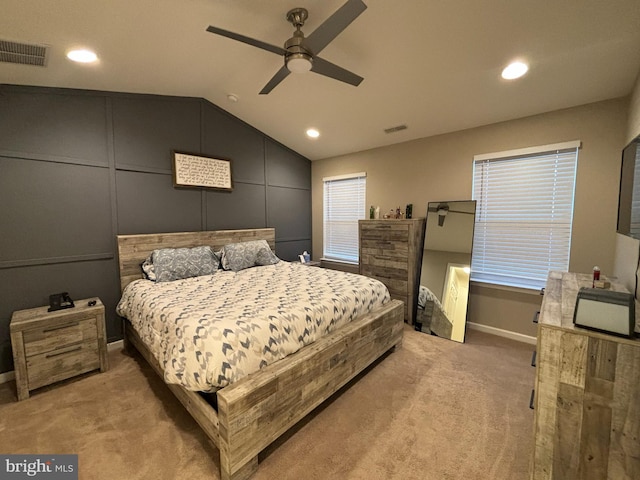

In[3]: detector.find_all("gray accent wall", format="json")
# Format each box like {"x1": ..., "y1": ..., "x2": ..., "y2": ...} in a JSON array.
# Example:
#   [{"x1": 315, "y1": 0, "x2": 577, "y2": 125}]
[{"x1": 0, "y1": 84, "x2": 311, "y2": 374}]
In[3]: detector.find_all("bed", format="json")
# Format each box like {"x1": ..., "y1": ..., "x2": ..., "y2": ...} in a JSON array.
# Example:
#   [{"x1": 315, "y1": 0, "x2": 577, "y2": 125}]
[
  {"x1": 116, "y1": 228, "x2": 404, "y2": 480},
  {"x1": 415, "y1": 285, "x2": 453, "y2": 338}
]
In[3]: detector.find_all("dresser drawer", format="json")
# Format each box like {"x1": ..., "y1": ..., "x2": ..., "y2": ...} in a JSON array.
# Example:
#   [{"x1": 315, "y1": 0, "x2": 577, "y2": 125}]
[
  {"x1": 361, "y1": 237, "x2": 409, "y2": 255},
  {"x1": 360, "y1": 264, "x2": 409, "y2": 283},
  {"x1": 23, "y1": 317, "x2": 98, "y2": 357},
  {"x1": 26, "y1": 339, "x2": 100, "y2": 391},
  {"x1": 360, "y1": 223, "x2": 409, "y2": 238},
  {"x1": 360, "y1": 251, "x2": 408, "y2": 268},
  {"x1": 388, "y1": 293, "x2": 408, "y2": 318},
  {"x1": 381, "y1": 278, "x2": 408, "y2": 297}
]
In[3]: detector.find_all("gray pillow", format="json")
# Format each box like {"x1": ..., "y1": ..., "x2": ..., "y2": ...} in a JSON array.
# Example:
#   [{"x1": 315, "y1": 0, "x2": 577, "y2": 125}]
[
  {"x1": 255, "y1": 246, "x2": 279, "y2": 266},
  {"x1": 220, "y1": 240, "x2": 279, "y2": 271},
  {"x1": 152, "y1": 246, "x2": 220, "y2": 282}
]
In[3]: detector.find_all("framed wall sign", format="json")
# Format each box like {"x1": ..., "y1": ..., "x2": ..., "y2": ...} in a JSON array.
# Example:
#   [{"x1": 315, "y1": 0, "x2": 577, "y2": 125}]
[{"x1": 172, "y1": 151, "x2": 233, "y2": 191}]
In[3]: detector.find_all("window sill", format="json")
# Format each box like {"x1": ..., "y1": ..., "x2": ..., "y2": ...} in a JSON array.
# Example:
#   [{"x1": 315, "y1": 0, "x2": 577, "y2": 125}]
[
  {"x1": 470, "y1": 281, "x2": 543, "y2": 296},
  {"x1": 320, "y1": 258, "x2": 358, "y2": 266}
]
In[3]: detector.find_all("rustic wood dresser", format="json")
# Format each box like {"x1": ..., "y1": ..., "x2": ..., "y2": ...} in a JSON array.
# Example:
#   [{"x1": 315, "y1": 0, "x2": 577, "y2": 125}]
[
  {"x1": 10, "y1": 297, "x2": 109, "y2": 401},
  {"x1": 359, "y1": 218, "x2": 426, "y2": 324},
  {"x1": 531, "y1": 271, "x2": 640, "y2": 479}
]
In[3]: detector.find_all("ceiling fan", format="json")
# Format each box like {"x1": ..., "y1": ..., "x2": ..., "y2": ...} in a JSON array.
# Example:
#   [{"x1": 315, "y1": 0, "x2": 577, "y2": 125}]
[
  {"x1": 427, "y1": 203, "x2": 476, "y2": 214},
  {"x1": 206, "y1": 0, "x2": 367, "y2": 94},
  {"x1": 428, "y1": 203, "x2": 475, "y2": 226}
]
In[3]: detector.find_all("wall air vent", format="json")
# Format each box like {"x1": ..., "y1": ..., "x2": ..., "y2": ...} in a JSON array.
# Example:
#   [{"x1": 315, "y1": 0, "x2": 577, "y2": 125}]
[
  {"x1": 0, "y1": 40, "x2": 48, "y2": 66},
  {"x1": 384, "y1": 124, "x2": 408, "y2": 134}
]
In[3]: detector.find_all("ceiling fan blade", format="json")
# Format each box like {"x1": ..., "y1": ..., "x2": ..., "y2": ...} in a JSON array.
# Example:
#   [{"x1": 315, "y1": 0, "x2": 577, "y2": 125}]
[
  {"x1": 305, "y1": 0, "x2": 367, "y2": 55},
  {"x1": 311, "y1": 56, "x2": 363, "y2": 87},
  {"x1": 206, "y1": 25, "x2": 286, "y2": 56},
  {"x1": 259, "y1": 66, "x2": 291, "y2": 94}
]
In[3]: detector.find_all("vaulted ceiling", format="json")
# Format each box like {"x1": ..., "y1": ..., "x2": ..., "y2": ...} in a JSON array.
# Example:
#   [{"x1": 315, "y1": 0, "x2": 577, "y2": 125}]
[{"x1": 3, "y1": 0, "x2": 640, "y2": 160}]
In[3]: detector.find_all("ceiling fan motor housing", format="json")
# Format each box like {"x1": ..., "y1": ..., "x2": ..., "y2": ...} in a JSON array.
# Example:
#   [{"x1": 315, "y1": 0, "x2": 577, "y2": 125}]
[{"x1": 285, "y1": 30, "x2": 313, "y2": 72}]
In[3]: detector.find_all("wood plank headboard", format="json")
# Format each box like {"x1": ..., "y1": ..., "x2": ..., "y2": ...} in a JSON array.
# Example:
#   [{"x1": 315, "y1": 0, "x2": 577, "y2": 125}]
[{"x1": 116, "y1": 228, "x2": 276, "y2": 291}]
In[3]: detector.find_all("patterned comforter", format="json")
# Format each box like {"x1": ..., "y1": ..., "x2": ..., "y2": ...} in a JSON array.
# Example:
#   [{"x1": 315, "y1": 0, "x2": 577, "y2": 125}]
[{"x1": 116, "y1": 262, "x2": 390, "y2": 392}]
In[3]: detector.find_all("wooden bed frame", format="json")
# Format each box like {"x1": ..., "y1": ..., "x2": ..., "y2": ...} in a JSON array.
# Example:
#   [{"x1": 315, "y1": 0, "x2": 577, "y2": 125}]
[{"x1": 116, "y1": 228, "x2": 404, "y2": 480}]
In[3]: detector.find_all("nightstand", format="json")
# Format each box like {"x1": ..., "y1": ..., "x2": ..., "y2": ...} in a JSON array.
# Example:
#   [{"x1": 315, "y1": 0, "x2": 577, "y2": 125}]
[{"x1": 10, "y1": 297, "x2": 108, "y2": 401}]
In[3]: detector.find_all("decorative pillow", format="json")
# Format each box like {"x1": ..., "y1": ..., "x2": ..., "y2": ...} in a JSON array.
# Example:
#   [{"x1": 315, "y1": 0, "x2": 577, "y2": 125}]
[
  {"x1": 141, "y1": 255, "x2": 156, "y2": 281},
  {"x1": 255, "y1": 246, "x2": 279, "y2": 266},
  {"x1": 151, "y1": 246, "x2": 220, "y2": 282},
  {"x1": 220, "y1": 240, "x2": 279, "y2": 272}
]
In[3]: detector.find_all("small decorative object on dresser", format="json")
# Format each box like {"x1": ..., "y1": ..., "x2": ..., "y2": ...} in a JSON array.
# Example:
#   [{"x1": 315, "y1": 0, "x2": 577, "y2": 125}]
[
  {"x1": 300, "y1": 260, "x2": 321, "y2": 267},
  {"x1": 406, "y1": 204, "x2": 413, "y2": 219},
  {"x1": 10, "y1": 297, "x2": 109, "y2": 401}
]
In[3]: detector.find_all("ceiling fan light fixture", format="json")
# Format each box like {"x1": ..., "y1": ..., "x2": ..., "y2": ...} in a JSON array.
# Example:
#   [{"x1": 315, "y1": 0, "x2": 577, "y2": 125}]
[
  {"x1": 286, "y1": 53, "x2": 312, "y2": 73},
  {"x1": 436, "y1": 204, "x2": 449, "y2": 226}
]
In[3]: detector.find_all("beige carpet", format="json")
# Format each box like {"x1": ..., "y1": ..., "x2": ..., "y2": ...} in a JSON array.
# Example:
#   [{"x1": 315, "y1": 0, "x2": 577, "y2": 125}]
[{"x1": 0, "y1": 326, "x2": 535, "y2": 479}]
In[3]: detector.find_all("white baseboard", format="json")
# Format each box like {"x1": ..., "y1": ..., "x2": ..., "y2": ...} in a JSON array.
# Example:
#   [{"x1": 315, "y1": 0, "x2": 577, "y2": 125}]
[
  {"x1": 1, "y1": 339, "x2": 125, "y2": 385},
  {"x1": 0, "y1": 370, "x2": 15, "y2": 385},
  {"x1": 467, "y1": 322, "x2": 537, "y2": 345},
  {"x1": 107, "y1": 339, "x2": 124, "y2": 352}
]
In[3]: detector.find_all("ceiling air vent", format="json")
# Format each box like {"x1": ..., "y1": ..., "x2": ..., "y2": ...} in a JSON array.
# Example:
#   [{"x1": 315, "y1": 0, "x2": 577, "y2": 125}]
[
  {"x1": 0, "y1": 40, "x2": 48, "y2": 67},
  {"x1": 384, "y1": 124, "x2": 407, "y2": 134}
]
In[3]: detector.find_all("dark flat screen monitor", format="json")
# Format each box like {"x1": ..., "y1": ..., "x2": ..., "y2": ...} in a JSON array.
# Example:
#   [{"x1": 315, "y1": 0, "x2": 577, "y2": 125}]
[{"x1": 617, "y1": 136, "x2": 640, "y2": 240}]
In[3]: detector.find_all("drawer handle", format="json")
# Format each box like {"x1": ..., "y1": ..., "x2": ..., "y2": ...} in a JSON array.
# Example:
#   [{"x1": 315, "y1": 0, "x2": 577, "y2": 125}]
[
  {"x1": 529, "y1": 389, "x2": 535, "y2": 410},
  {"x1": 43, "y1": 322, "x2": 80, "y2": 333},
  {"x1": 531, "y1": 350, "x2": 537, "y2": 367},
  {"x1": 46, "y1": 345, "x2": 82, "y2": 358},
  {"x1": 532, "y1": 311, "x2": 540, "y2": 324}
]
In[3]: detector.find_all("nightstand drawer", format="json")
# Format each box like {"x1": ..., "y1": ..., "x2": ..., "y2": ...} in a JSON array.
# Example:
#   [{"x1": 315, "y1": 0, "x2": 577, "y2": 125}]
[
  {"x1": 26, "y1": 339, "x2": 100, "y2": 391},
  {"x1": 23, "y1": 318, "x2": 98, "y2": 357}
]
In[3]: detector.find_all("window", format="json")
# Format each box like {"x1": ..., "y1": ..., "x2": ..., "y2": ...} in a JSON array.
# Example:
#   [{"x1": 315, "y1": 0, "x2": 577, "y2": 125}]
[
  {"x1": 472, "y1": 141, "x2": 580, "y2": 290},
  {"x1": 323, "y1": 172, "x2": 366, "y2": 263}
]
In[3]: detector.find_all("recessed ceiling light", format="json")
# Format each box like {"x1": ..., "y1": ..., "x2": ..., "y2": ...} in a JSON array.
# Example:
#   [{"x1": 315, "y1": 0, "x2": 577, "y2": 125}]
[
  {"x1": 501, "y1": 61, "x2": 528, "y2": 80},
  {"x1": 306, "y1": 128, "x2": 320, "y2": 138},
  {"x1": 66, "y1": 49, "x2": 98, "y2": 63}
]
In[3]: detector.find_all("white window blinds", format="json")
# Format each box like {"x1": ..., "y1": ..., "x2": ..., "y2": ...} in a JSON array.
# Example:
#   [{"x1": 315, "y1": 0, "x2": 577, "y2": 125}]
[
  {"x1": 472, "y1": 141, "x2": 579, "y2": 290},
  {"x1": 323, "y1": 172, "x2": 366, "y2": 263}
]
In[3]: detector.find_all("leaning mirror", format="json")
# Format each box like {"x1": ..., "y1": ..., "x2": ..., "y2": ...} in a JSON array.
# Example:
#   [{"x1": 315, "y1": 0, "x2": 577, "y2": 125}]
[{"x1": 415, "y1": 200, "x2": 476, "y2": 343}]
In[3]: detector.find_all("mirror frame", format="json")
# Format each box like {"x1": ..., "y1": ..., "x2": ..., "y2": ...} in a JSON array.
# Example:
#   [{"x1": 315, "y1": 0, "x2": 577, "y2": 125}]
[{"x1": 416, "y1": 200, "x2": 476, "y2": 343}]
